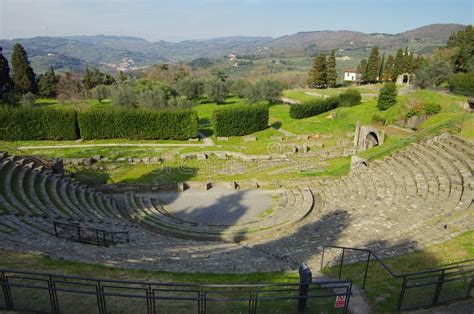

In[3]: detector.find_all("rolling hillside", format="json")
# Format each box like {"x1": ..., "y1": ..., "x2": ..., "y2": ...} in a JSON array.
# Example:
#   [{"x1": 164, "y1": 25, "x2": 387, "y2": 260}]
[{"x1": 0, "y1": 24, "x2": 465, "y2": 74}]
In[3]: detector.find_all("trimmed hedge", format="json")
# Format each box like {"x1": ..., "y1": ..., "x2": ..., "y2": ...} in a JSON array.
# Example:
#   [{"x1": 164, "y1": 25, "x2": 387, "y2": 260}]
[
  {"x1": 338, "y1": 89, "x2": 361, "y2": 107},
  {"x1": 0, "y1": 107, "x2": 78, "y2": 140},
  {"x1": 289, "y1": 96, "x2": 339, "y2": 119},
  {"x1": 77, "y1": 108, "x2": 198, "y2": 140},
  {"x1": 213, "y1": 103, "x2": 269, "y2": 136}
]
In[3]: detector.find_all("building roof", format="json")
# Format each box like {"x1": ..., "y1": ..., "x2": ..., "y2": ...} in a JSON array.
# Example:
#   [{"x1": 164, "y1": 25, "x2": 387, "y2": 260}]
[{"x1": 344, "y1": 68, "x2": 359, "y2": 73}]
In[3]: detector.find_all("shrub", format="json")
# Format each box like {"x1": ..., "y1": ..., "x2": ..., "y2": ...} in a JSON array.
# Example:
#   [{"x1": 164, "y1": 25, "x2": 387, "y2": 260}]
[
  {"x1": 371, "y1": 113, "x2": 386, "y2": 124},
  {"x1": 423, "y1": 103, "x2": 442, "y2": 115},
  {"x1": 20, "y1": 92, "x2": 36, "y2": 108},
  {"x1": 94, "y1": 85, "x2": 110, "y2": 103},
  {"x1": 77, "y1": 108, "x2": 197, "y2": 140},
  {"x1": 289, "y1": 96, "x2": 339, "y2": 119},
  {"x1": 0, "y1": 107, "x2": 77, "y2": 140},
  {"x1": 137, "y1": 89, "x2": 167, "y2": 108},
  {"x1": 338, "y1": 89, "x2": 361, "y2": 107},
  {"x1": 377, "y1": 83, "x2": 397, "y2": 110},
  {"x1": 177, "y1": 78, "x2": 204, "y2": 100},
  {"x1": 449, "y1": 72, "x2": 474, "y2": 96},
  {"x1": 205, "y1": 78, "x2": 228, "y2": 103},
  {"x1": 213, "y1": 103, "x2": 268, "y2": 136},
  {"x1": 167, "y1": 96, "x2": 195, "y2": 109},
  {"x1": 110, "y1": 82, "x2": 137, "y2": 107},
  {"x1": 229, "y1": 79, "x2": 251, "y2": 98}
]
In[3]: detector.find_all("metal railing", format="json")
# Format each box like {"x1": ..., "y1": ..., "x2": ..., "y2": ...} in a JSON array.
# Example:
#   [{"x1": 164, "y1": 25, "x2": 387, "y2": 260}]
[
  {"x1": 53, "y1": 221, "x2": 129, "y2": 247},
  {"x1": 0, "y1": 268, "x2": 352, "y2": 314},
  {"x1": 321, "y1": 245, "x2": 474, "y2": 311}
]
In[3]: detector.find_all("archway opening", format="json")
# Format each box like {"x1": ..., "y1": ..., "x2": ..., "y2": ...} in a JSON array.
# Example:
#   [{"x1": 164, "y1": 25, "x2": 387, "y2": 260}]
[
  {"x1": 366, "y1": 132, "x2": 379, "y2": 149},
  {"x1": 403, "y1": 74, "x2": 409, "y2": 84}
]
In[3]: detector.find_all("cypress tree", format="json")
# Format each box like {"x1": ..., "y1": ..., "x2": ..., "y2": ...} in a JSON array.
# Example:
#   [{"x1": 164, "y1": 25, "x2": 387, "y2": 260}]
[
  {"x1": 378, "y1": 53, "x2": 385, "y2": 83},
  {"x1": 83, "y1": 67, "x2": 92, "y2": 90},
  {"x1": 326, "y1": 49, "x2": 337, "y2": 88},
  {"x1": 308, "y1": 53, "x2": 327, "y2": 88},
  {"x1": 366, "y1": 47, "x2": 380, "y2": 83},
  {"x1": 119, "y1": 70, "x2": 126, "y2": 82},
  {"x1": 402, "y1": 47, "x2": 413, "y2": 73},
  {"x1": 393, "y1": 48, "x2": 404, "y2": 78},
  {"x1": 11, "y1": 43, "x2": 36, "y2": 94},
  {"x1": 358, "y1": 59, "x2": 368, "y2": 83},
  {"x1": 383, "y1": 55, "x2": 395, "y2": 82},
  {"x1": 38, "y1": 66, "x2": 58, "y2": 98},
  {"x1": 0, "y1": 47, "x2": 12, "y2": 96}
]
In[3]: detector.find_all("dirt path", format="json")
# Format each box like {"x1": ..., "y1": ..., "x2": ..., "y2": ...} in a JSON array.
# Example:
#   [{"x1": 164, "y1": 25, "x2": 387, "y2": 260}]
[{"x1": 17, "y1": 142, "x2": 215, "y2": 150}]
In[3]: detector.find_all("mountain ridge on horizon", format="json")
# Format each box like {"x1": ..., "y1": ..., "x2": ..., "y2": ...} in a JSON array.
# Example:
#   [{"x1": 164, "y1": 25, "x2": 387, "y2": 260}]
[{"x1": 0, "y1": 23, "x2": 465, "y2": 74}]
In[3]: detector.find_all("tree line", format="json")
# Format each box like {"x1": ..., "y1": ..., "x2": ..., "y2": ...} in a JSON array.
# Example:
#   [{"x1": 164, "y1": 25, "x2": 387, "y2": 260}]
[{"x1": 0, "y1": 43, "x2": 284, "y2": 108}]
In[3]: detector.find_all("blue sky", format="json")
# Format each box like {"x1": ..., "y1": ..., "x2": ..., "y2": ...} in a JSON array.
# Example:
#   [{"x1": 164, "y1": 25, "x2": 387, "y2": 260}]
[{"x1": 1, "y1": 0, "x2": 472, "y2": 41}]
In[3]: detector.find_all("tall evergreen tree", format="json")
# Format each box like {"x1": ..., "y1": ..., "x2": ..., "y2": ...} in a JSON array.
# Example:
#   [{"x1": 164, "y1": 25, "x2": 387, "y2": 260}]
[
  {"x1": 0, "y1": 47, "x2": 12, "y2": 97},
  {"x1": 383, "y1": 55, "x2": 395, "y2": 82},
  {"x1": 308, "y1": 53, "x2": 327, "y2": 88},
  {"x1": 119, "y1": 70, "x2": 126, "y2": 82},
  {"x1": 358, "y1": 59, "x2": 368, "y2": 83},
  {"x1": 326, "y1": 49, "x2": 337, "y2": 88},
  {"x1": 378, "y1": 53, "x2": 385, "y2": 83},
  {"x1": 366, "y1": 47, "x2": 380, "y2": 83},
  {"x1": 403, "y1": 47, "x2": 414, "y2": 73},
  {"x1": 38, "y1": 66, "x2": 58, "y2": 98},
  {"x1": 83, "y1": 67, "x2": 93, "y2": 90},
  {"x1": 393, "y1": 48, "x2": 404, "y2": 78},
  {"x1": 11, "y1": 43, "x2": 36, "y2": 94}
]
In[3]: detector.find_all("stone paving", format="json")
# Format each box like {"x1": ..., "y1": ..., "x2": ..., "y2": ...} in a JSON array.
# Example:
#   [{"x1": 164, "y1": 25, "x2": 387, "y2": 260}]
[{"x1": 0, "y1": 133, "x2": 472, "y2": 274}]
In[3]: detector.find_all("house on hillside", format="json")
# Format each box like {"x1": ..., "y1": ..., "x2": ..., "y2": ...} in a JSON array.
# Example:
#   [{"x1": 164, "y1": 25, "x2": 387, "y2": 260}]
[{"x1": 343, "y1": 68, "x2": 359, "y2": 82}]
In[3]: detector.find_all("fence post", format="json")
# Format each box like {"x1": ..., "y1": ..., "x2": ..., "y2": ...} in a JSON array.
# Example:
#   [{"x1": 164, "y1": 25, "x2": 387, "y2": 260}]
[
  {"x1": 53, "y1": 221, "x2": 58, "y2": 238},
  {"x1": 320, "y1": 247, "x2": 325, "y2": 271},
  {"x1": 397, "y1": 275, "x2": 408, "y2": 311},
  {"x1": 362, "y1": 252, "x2": 371, "y2": 289},
  {"x1": 468, "y1": 275, "x2": 474, "y2": 299},
  {"x1": 432, "y1": 270, "x2": 445, "y2": 306},
  {"x1": 338, "y1": 248, "x2": 345, "y2": 279},
  {"x1": 1, "y1": 271, "x2": 13, "y2": 310},
  {"x1": 297, "y1": 263, "x2": 312, "y2": 314}
]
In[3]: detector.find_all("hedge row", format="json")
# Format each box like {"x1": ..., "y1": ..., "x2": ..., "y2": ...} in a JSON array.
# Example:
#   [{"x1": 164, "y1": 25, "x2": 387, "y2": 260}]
[
  {"x1": 289, "y1": 89, "x2": 361, "y2": 119},
  {"x1": 0, "y1": 107, "x2": 78, "y2": 140},
  {"x1": 0, "y1": 107, "x2": 198, "y2": 141},
  {"x1": 213, "y1": 103, "x2": 269, "y2": 136},
  {"x1": 78, "y1": 108, "x2": 198, "y2": 140},
  {"x1": 289, "y1": 96, "x2": 340, "y2": 119}
]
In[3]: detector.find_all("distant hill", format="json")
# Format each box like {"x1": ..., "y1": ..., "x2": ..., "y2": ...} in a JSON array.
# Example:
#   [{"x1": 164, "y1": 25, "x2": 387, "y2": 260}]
[{"x1": 0, "y1": 24, "x2": 465, "y2": 74}]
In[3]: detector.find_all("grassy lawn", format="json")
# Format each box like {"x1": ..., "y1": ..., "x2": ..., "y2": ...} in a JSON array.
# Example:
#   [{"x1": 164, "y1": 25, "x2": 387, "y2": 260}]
[
  {"x1": 269, "y1": 99, "x2": 379, "y2": 136},
  {"x1": 321, "y1": 230, "x2": 474, "y2": 313}
]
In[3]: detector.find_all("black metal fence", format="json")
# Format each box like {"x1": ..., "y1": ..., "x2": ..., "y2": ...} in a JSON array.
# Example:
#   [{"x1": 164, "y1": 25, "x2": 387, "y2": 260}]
[
  {"x1": 0, "y1": 268, "x2": 352, "y2": 314},
  {"x1": 321, "y1": 245, "x2": 474, "y2": 311},
  {"x1": 53, "y1": 221, "x2": 129, "y2": 247}
]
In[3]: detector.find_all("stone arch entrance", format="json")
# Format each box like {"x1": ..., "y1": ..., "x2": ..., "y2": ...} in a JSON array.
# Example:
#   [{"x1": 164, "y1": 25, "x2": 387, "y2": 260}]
[
  {"x1": 366, "y1": 132, "x2": 379, "y2": 149},
  {"x1": 403, "y1": 74, "x2": 409, "y2": 83},
  {"x1": 396, "y1": 73, "x2": 415, "y2": 85},
  {"x1": 353, "y1": 122, "x2": 385, "y2": 153}
]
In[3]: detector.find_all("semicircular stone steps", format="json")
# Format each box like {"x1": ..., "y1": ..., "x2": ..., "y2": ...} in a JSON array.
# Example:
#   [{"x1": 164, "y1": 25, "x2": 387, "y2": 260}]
[
  {"x1": 0, "y1": 153, "x2": 123, "y2": 225},
  {"x1": 124, "y1": 187, "x2": 314, "y2": 242}
]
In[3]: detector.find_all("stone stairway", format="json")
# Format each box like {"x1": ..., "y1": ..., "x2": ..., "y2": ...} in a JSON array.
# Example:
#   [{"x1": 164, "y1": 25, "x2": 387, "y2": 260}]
[
  {"x1": 0, "y1": 133, "x2": 472, "y2": 273},
  {"x1": 124, "y1": 187, "x2": 314, "y2": 242}
]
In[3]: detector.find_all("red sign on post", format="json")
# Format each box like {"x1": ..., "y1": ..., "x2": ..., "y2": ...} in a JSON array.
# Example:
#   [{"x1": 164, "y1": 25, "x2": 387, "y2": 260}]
[{"x1": 335, "y1": 295, "x2": 346, "y2": 308}]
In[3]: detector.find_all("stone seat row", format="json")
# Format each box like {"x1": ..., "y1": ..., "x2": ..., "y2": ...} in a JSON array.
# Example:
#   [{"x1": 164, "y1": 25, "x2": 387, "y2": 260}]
[
  {"x1": 125, "y1": 187, "x2": 314, "y2": 242},
  {"x1": 0, "y1": 153, "x2": 123, "y2": 224}
]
